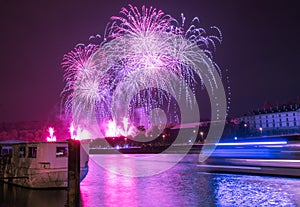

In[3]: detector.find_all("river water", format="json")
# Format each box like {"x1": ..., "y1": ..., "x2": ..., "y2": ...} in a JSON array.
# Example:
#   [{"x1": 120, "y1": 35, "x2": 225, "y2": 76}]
[{"x1": 1, "y1": 154, "x2": 300, "y2": 207}]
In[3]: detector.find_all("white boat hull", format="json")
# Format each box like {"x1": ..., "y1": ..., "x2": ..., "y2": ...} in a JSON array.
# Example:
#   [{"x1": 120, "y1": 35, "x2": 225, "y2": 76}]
[{"x1": 0, "y1": 141, "x2": 89, "y2": 188}]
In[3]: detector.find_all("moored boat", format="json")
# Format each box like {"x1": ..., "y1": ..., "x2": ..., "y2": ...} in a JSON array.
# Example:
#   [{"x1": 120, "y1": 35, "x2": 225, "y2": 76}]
[{"x1": 0, "y1": 140, "x2": 89, "y2": 188}]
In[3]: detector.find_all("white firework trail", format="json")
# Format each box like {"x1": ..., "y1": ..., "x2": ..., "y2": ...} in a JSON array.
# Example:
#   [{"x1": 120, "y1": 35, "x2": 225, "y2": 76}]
[{"x1": 61, "y1": 4, "x2": 225, "y2": 135}]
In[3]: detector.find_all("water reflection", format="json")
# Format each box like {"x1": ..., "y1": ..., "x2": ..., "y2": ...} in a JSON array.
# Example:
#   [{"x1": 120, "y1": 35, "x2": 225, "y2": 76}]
[
  {"x1": 1, "y1": 154, "x2": 300, "y2": 207},
  {"x1": 81, "y1": 155, "x2": 300, "y2": 207},
  {"x1": 103, "y1": 171, "x2": 138, "y2": 207},
  {"x1": 0, "y1": 182, "x2": 66, "y2": 207},
  {"x1": 80, "y1": 155, "x2": 216, "y2": 207},
  {"x1": 213, "y1": 174, "x2": 300, "y2": 206}
]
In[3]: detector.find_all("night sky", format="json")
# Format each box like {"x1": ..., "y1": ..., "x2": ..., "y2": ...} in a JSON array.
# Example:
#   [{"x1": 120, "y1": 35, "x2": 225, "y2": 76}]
[{"x1": 0, "y1": 0, "x2": 299, "y2": 122}]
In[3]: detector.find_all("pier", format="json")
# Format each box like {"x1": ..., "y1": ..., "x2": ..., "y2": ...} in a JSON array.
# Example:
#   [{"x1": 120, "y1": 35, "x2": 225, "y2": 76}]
[{"x1": 67, "y1": 139, "x2": 81, "y2": 207}]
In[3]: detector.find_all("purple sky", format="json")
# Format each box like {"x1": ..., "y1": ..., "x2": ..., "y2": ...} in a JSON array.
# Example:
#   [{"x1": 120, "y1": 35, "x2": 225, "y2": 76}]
[{"x1": 0, "y1": 0, "x2": 299, "y2": 122}]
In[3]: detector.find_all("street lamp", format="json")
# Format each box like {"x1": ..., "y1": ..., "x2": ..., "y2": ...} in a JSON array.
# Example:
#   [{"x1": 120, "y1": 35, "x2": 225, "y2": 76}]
[
  {"x1": 200, "y1": 131, "x2": 204, "y2": 143},
  {"x1": 259, "y1": 127, "x2": 263, "y2": 135},
  {"x1": 162, "y1": 134, "x2": 166, "y2": 144}
]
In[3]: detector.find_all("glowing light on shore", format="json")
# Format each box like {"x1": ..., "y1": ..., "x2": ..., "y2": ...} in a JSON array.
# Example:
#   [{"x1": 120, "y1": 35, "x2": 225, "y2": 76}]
[
  {"x1": 120, "y1": 117, "x2": 134, "y2": 137},
  {"x1": 70, "y1": 123, "x2": 76, "y2": 139},
  {"x1": 46, "y1": 127, "x2": 57, "y2": 142},
  {"x1": 76, "y1": 127, "x2": 92, "y2": 140},
  {"x1": 105, "y1": 120, "x2": 118, "y2": 137},
  {"x1": 105, "y1": 117, "x2": 135, "y2": 137},
  {"x1": 69, "y1": 123, "x2": 92, "y2": 140}
]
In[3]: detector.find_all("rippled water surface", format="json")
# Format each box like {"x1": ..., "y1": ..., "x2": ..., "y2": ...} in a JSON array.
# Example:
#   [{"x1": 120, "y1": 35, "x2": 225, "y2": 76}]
[{"x1": 1, "y1": 154, "x2": 300, "y2": 207}]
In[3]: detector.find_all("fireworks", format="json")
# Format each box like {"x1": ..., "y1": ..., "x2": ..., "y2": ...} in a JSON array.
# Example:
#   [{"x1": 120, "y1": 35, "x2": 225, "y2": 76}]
[
  {"x1": 105, "y1": 117, "x2": 135, "y2": 137},
  {"x1": 46, "y1": 127, "x2": 56, "y2": 142},
  {"x1": 61, "y1": 44, "x2": 112, "y2": 124},
  {"x1": 61, "y1": 4, "x2": 225, "y2": 137}
]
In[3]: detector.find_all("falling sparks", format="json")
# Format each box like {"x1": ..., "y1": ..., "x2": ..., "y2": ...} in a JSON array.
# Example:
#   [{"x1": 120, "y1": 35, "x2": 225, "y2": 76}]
[{"x1": 61, "y1": 4, "x2": 226, "y2": 136}]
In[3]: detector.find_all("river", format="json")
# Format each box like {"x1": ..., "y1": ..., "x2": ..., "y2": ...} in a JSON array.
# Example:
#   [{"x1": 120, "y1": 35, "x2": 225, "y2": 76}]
[{"x1": 1, "y1": 154, "x2": 300, "y2": 207}]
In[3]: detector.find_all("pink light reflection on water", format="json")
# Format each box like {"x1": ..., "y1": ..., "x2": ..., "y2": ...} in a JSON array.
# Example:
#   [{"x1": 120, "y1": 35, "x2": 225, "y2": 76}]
[
  {"x1": 80, "y1": 155, "x2": 186, "y2": 207},
  {"x1": 80, "y1": 155, "x2": 300, "y2": 207},
  {"x1": 80, "y1": 157, "x2": 138, "y2": 207},
  {"x1": 103, "y1": 169, "x2": 138, "y2": 207}
]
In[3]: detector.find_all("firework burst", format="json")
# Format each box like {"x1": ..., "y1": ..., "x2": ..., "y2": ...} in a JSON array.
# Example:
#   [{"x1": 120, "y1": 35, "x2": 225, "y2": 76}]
[{"x1": 61, "y1": 4, "x2": 225, "y2": 137}]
